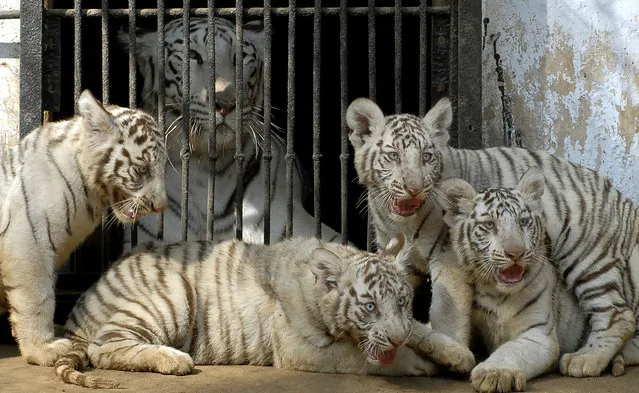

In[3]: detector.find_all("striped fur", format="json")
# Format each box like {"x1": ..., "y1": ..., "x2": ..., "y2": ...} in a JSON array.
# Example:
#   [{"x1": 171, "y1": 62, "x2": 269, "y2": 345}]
[
  {"x1": 440, "y1": 168, "x2": 563, "y2": 393},
  {"x1": 347, "y1": 97, "x2": 639, "y2": 378},
  {"x1": 0, "y1": 90, "x2": 167, "y2": 366},
  {"x1": 119, "y1": 17, "x2": 341, "y2": 246},
  {"x1": 55, "y1": 234, "x2": 475, "y2": 388}
]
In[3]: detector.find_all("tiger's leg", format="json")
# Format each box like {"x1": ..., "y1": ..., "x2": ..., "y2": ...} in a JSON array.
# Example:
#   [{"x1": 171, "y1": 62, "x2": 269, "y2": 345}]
[
  {"x1": 88, "y1": 319, "x2": 194, "y2": 375},
  {"x1": 559, "y1": 248, "x2": 637, "y2": 377},
  {"x1": 610, "y1": 330, "x2": 639, "y2": 376},
  {"x1": 407, "y1": 319, "x2": 476, "y2": 374},
  {"x1": 1, "y1": 247, "x2": 72, "y2": 365}
]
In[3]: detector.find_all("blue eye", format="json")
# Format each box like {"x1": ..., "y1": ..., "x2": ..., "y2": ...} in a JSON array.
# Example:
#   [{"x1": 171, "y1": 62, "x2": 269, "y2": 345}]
[
  {"x1": 423, "y1": 152, "x2": 433, "y2": 162},
  {"x1": 365, "y1": 303, "x2": 376, "y2": 312},
  {"x1": 388, "y1": 152, "x2": 399, "y2": 160},
  {"x1": 482, "y1": 221, "x2": 495, "y2": 230},
  {"x1": 519, "y1": 217, "x2": 531, "y2": 226}
]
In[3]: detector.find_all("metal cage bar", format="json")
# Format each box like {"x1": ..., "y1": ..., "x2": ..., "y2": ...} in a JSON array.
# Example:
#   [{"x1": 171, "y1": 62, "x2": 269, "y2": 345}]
[
  {"x1": 128, "y1": 0, "x2": 138, "y2": 247},
  {"x1": 339, "y1": 0, "x2": 349, "y2": 245},
  {"x1": 284, "y1": 0, "x2": 296, "y2": 238},
  {"x1": 394, "y1": 0, "x2": 401, "y2": 113},
  {"x1": 262, "y1": 0, "x2": 273, "y2": 245},
  {"x1": 206, "y1": 0, "x2": 217, "y2": 241},
  {"x1": 156, "y1": 0, "x2": 167, "y2": 241},
  {"x1": 73, "y1": 0, "x2": 81, "y2": 114},
  {"x1": 234, "y1": 0, "x2": 246, "y2": 240},
  {"x1": 180, "y1": 0, "x2": 192, "y2": 241},
  {"x1": 366, "y1": 0, "x2": 376, "y2": 252},
  {"x1": 312, "y1": 0, "x2": 322, "y2": 239}
]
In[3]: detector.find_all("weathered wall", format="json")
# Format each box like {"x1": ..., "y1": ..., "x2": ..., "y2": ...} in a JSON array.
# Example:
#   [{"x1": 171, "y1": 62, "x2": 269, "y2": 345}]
[
  {"x1": 0, "y1": 0, "x2": 20, "y2": 147},
  {"x1": 482, "y1": 0, "x2": 639, "y2": 200}
]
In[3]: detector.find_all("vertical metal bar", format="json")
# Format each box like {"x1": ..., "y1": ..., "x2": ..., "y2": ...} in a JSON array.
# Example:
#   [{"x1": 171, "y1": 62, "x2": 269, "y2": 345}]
[
  {"x1": 234, "y1": 0, "x2": 245, "y2": 240},
  {"x1": 339, "y1": 0, "x2": 349, "y2": 245},
  {"x1": 19, "y1": 0, "x2": 43, "y2": 135},
  {"x1": 262, "y1": 0, "x2": 273, "y2": 244},
  {"x1": 101, "y1": 0, "x2": 109, "y2": 270},
  {"x1": 455, "y1": 0, "x2": 482, "y2": 149},
  {"x1": 418, "y1": 0, "x2": 428, "y2": 116},
  {"x1": 101, "y1": 0, "x2": 109, "y2": 105},
  {"x1": 285, "y1": 0, "x2": 296, "y2": 238},
  {"x1": 157, "y1": 0, "x2": 166, "y2": 240},
  {"x1": 128, "y1": 0, "x2": 138, "y2": 247},
  {"x1": 312, "y1": 0, "x2": 321, "y2": 239},
  {"x1": 206, "y1": 0, "x2": 217, "y2": 241},
  {"x1": 394, "y1": 0, "x2": 402, "y2": 113},
  {"x1": 181, "y1": 0, "x2": 192, "y2": 241},
  {"x1": 366, "y1": 0, "x2": 376, "y2": 251},
  {"x1": 73, "y1": 0, "x2": 81, "y2": 114},
  {"x1": 449, "y1": 0, "x2": 458, "y2": 140}
]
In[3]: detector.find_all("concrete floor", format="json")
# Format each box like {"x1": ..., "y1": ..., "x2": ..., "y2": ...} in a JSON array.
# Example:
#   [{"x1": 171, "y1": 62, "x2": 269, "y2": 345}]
[{"x1": 0, "y1": 345, "x2": 638, "y2": 393}]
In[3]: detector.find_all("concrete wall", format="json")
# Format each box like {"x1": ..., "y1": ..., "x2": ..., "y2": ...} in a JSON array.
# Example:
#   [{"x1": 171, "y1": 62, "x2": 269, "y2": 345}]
[
  {"x1": 482, "y1": 0, "x2": 639, "y2": 200},
  {"x1": 0, "y1": 0, "x2": 20, "y2": 147}
]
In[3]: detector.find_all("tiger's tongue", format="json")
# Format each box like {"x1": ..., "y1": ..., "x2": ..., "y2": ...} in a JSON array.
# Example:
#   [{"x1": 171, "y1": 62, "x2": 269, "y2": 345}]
[
  {"x1": 393, "y1": 199, "x2": 424, "y2": 216},
  {"x1": 498, "y1": 264, "x2": 525, "y2": 283},
  {"x1": 375, "y1": 348, "x2": 398, "y2": 364}
]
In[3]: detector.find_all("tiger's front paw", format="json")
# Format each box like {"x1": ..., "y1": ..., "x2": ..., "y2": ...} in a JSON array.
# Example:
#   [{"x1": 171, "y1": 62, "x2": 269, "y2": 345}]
[
  {"x1": 439, "y1": 340, "x2": 476, "y2": 374},
  {"x1": 471, "y1": 363, "x2": 526, "y2": 393},
  {"x1": 22, "y1": 338, "x2": 73, "y2": 366},
  {"x1": 393, "y1": 348, "x2": 439, "y2": 377},
  {"x1": 560, "y1": 351, "x2": 609, "y2": 377}
]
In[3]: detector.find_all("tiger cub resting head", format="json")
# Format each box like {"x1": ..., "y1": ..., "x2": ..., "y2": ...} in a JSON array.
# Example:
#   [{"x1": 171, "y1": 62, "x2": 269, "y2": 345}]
[
  {"x1": 438, "y1": 167, "x2": 561, "y2": 393},
  {"x1": 0, "y1": 90, "x2": 167, "y2": 366},
  {"x1": 55, "y1": 234, "x2": 475, "y2": 389}
]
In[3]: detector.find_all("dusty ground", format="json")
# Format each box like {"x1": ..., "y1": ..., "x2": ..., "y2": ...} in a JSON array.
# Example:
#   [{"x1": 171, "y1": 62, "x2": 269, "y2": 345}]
[{"x1": 0, "y1": 345, "x2": 637, "y2": 393}]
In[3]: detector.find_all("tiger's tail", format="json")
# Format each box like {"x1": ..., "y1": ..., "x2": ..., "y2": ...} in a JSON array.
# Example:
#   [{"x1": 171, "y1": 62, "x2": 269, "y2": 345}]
[{"x1": 54, "y1": 339, "x2": 121, "y2": 389}]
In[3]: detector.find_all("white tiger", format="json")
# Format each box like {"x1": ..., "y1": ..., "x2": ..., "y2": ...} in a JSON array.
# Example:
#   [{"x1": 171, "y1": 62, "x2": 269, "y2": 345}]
[
  {"x1": 54, "y1": 234, "x2": 475, "y2": 389},
  {"x1": 346, "y1": 96, "x2": 639, "y2": 378},
  {"x1": 0, "y1": 90, "x2": 167, "y2": 366},
  {"x1": 120, "y1": 17, "x2": 342, "y2": 247}
]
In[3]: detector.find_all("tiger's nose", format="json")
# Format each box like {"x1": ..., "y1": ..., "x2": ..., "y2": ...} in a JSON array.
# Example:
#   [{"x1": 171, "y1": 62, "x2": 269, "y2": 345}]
[
  {"x1": 216, "y1": 101, "x2": 236, "y2": 117},
  {"x1": 405, "y1": 186, "x2": 423, "y2": 197},
  {"x1": 389, "y1": 337, "x2": 405, "y2": 347},
  {"x1": 504, "y1": 247, "x2": 524, "y2": 262},
  {"x1": 151, "y1": 198, "x2": 168, "y2": 213}
]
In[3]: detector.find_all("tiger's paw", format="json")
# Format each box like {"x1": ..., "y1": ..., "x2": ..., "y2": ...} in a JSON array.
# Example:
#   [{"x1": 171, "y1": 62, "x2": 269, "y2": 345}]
[
  {"x1": 22, "y1": 338, "x2": 73, "y2": 366},
  {"x1": 560, "y1": 351, "x2": 608, "y2": 377},
  {"x1": 154, "y1": 348, "x2": 195, "y2": 376},
  {"x1": 393, "y1": 349, "x2": 440, "y2": 377},
  {"x1": 611, "y1": 354, "x2": 625, "y2": 377},
  {"x1": 471, "y1": 363, "x2": 526, "y2": 393},
  {"x1": 439, "y1": 340, "x2": 476, "y2": 374}
]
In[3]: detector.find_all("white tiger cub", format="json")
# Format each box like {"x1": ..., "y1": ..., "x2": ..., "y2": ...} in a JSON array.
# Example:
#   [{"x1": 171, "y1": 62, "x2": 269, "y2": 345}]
[
  {"x1": 120, "y1": 17, "x2": 342, "y2": 246},
  {"x1": 438, "y1": 168, "x2": 562, "y2": 393},
  {"x1": 0, "y1": 90, "x2": 167, "y2": 366},
  {"x1": 54, "y1": 234, "x2": 475, "y2": 389},
  {"x1": 347, "y1": 97, "x2": 639, "y2": 378}
]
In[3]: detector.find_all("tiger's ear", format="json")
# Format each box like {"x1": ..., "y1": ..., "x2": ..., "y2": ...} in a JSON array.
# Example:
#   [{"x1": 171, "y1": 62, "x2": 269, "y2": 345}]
[
  {"x1": 310, "y1": 248, "x2": 343, "y2": 291},
  {"x1": 346, "y1": 98, "x2": 386, "y2": 149},
  {"x1": 243, "y1": 20, "x2": 264, "y2": 54},
  {"x1": 78, "y1": 90, "x2": 117, "y2": 146},
  {"x1": 437, "y1": 178, "x2": 476, "y2": 227},
  {"x1": 381, "y1": 233, "x2": 412, "y2": 272},
  {"x1": 422, "y1": 97, "x2": 452, "y2": 148},
  {"x1": 517, "y1": 166, "x2": 545, "y2": 208}
]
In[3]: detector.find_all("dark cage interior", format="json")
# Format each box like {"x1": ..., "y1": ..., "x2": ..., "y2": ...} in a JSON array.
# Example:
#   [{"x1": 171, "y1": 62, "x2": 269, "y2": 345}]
[{"x1": 1, "y1": 0, "x2": 483, "y2": 342}]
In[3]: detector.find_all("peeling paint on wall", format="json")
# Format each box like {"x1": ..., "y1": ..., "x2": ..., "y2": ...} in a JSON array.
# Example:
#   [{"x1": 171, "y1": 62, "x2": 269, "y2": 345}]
[{"x1": 482, "y1": 0, "x2": 639, "y2": 200}]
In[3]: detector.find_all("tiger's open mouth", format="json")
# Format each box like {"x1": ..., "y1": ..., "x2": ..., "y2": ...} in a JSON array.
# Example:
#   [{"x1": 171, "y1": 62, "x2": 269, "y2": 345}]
[
  {"x1": 496, "y1": 264, "x2": 525, "y2": 284},
  {"x1": 369, "y1": 348, "x2": 398, "y2": 364},
  {"x1": 392, "y1": 199, "x2": 424, "y2": 217}
]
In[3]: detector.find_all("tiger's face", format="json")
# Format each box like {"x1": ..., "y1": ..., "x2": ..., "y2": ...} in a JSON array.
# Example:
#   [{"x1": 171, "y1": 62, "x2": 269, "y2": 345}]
[
  {"x1": 311, "y1": 235, "x2": 414, "y2": 365},
  {"x1": 346, "y1": 98, "x2": 452, "y2": 220},
  {"x1": 440, "y1": 168, "x2": 547, "y2": 294},
  {"x1": 78, "y1": 90, "x2": 168, "y2": 224},
  {"x1": 122, "y1": 18, "x2": 264, "y2": 154}
]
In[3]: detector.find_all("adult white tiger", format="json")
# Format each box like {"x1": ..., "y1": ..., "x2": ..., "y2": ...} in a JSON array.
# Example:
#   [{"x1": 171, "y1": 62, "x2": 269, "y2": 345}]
[
  {"x1": 346, "y1": 97, "x2": 639, "y2": 378},
  {"x1": 54, "y1": 234, "x2": 475, "y2": 389},
  {"x1": 0, "y1": 90, "x2": 167, "y2": 366},
  {"x1": 120, "y1": 17, "x2": 341, "y2": 246}
]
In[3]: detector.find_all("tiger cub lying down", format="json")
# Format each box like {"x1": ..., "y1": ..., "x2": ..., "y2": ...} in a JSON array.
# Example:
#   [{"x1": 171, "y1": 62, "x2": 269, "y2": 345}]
[{"x1": 55, "y1": 234, "x2": 475, "y2": 389}]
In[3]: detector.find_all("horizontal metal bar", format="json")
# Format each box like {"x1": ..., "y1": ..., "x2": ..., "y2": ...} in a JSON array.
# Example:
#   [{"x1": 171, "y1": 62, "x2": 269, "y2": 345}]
[
  {"x1": 46, "y1": 6, "x2": 450, "y2": 18},
  {"x1": 0, "y1": 10, "x2": 20, "y2": 19}
]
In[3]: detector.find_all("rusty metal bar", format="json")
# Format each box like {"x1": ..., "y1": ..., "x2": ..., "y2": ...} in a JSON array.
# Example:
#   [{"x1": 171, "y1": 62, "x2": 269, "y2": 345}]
[
  {"x1": 206, "y1": 0, "x2": 217, "y2": 241},
  {"x1": 101, "y1": 0, "x2": 109, "y2": 105},
  {"x1": 128, "y1": 0, "x2": 138, "y2": 247},
  {"x1": 18, "y1": 0, "x2": 43, "y2": 135},
  {"x1": 234, "y1": 0, "x2": 245, "y2": 240},
  {"x1": 366, "y1": 0, "x2": 376, "y2": 252},
  {"x1": 419, "y1": 0, "x2": 428, "y2": 116},
  {"x1": 339, "y1": 0, "x2": 349, "y2": 245},
  {"x1": 73, "y1": 0, "x2": 81, "y2": 114},
  {"x1": 181, "y1": 0, "x2": 192, "y2": 241},
  {"x1": 45, "y1": 7, "x2": 450, "y2": 18},
  {"x1": 156, "y1": 0, "x2": 166, "y2": 241},
  {"x1": 449, "y1": 0, "x2": 458, "y2": 143},
  {"x1": 394, "y1": 0, "x2": 402, "y2": 113},
  {"x1": 312, "y1": 0, "x2": 322, "y2": 239},
  {"x1": 262, "y1": 0, "x2": 273, "y2": 244},
  {"x1": 285, "y1": 0, "x2": 296, "y2": 238}
]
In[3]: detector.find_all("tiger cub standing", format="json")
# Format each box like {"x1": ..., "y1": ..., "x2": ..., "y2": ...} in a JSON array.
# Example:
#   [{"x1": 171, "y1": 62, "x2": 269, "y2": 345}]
[
  {"x1": 55, "y1": 234, "x2": 476, "y2": 389},
  {"x1": 0, "y1": 90, "x2": 168, "y2": 366},
  {"x1": 346, "y1": 97, "x2": 639, "y2": 378},
  {"x1": 438, "y1": 168, "x2": 564, "y2": 392}
]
